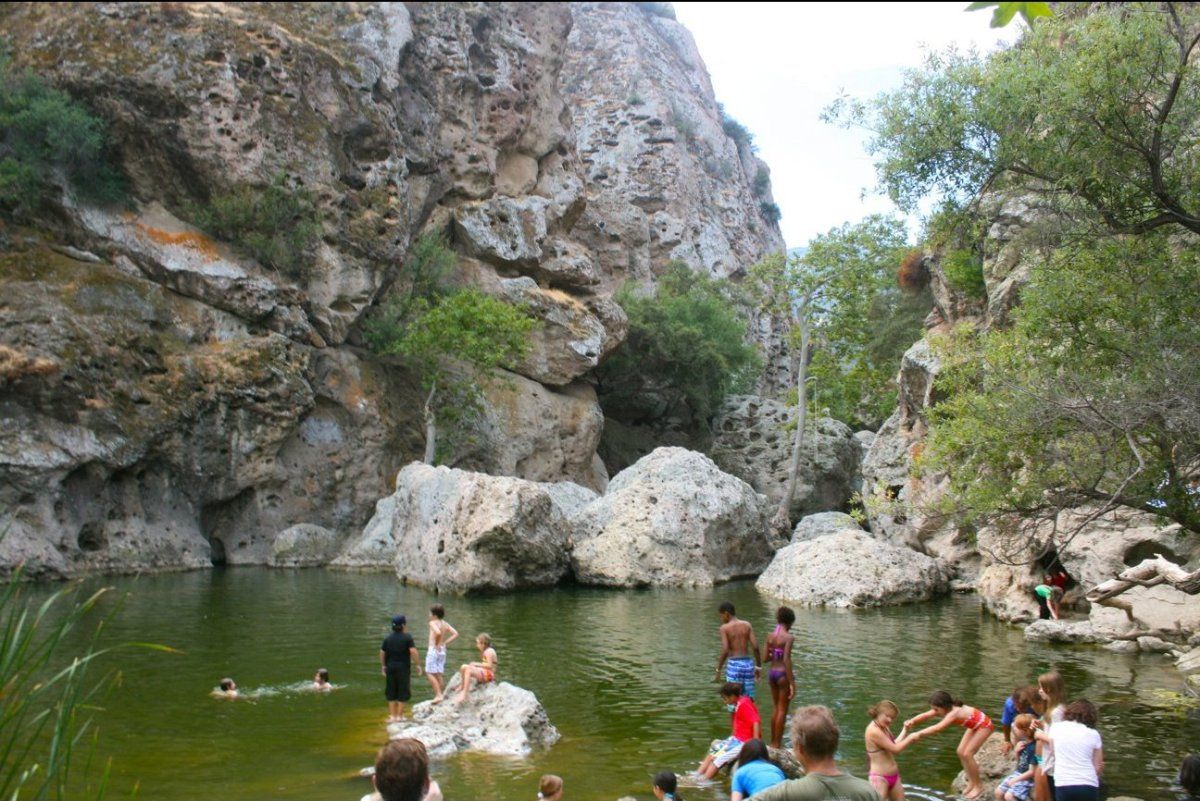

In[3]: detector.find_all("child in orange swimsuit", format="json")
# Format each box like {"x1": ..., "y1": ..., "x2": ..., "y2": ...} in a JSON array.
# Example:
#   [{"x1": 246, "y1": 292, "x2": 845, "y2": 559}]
[
  {"x1": 865, "y1": 700, "x2": 920, "y2": 801},
  {"x1": 454, "y1": 633, "x2": 498, "y2": 705},
  {"x1": 904, "y1": 690, "x2": 995, "y2": 800}
]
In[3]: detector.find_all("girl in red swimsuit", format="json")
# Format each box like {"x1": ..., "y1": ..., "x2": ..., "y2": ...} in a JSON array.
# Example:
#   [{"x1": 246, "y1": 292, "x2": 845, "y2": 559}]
[{"x1": 904, "y1": 690, "x2": 995, "y2": 800}]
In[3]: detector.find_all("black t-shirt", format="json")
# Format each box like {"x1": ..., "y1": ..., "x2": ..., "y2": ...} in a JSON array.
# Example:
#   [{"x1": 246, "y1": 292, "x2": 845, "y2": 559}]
[{"x1": 381, "y1": 631, "x2": 415, "y2": 668}]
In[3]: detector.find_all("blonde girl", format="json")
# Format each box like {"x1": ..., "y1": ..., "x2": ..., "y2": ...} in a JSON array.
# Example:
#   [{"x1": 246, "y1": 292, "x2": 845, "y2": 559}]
[
  {"x1": 865, "y1": 700, "x2": 919, "y2": 801},
  {"x1": 455, "y1": 633, "x2": 498, "y2": 704},
  {"x1": 1033, "y1": 670, "x2": 1066, "y2": 801}
]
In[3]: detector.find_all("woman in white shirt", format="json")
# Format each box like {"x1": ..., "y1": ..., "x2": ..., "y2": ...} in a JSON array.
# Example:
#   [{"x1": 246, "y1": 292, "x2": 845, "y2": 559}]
[{"x1": 1044, "y1": 700, "x2": 1103, "y2": 801}]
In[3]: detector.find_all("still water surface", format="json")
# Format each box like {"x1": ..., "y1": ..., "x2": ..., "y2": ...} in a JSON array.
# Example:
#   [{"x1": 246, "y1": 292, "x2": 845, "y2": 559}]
[{"x1": 61, "y1": 569, "x2": 1198, "y2": 801}]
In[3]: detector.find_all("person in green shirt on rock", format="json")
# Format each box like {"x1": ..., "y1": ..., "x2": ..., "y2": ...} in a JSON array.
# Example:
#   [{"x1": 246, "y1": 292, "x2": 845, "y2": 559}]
[
  {"x1": 753, "y1": 705, "x2": 879, "y2": 801},
  {"x1": 1033, "y1": 581, "x2": 1062, "y2": 620}
]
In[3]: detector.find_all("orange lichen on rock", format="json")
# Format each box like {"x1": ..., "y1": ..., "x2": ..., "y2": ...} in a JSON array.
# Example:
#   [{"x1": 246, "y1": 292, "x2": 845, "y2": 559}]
[
  {"x1": 0, "y1": 344, "x2": 59, "y2": 383},
  {"x1": 136, "y1": 224, "x2": 221, "y2": 259}
]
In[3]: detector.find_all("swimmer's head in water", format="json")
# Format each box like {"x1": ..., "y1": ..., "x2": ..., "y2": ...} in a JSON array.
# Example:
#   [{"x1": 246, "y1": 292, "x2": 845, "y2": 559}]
[
  {"x1": 720, "y1": 681, "x2": 742, "y2": 701},
  {"x1": 391, "y1": 615, "x2": 406, "y2": 632},
  {"x1": 429, "y1": 604, "x2": 445, "y2": 619},
  {"x1": 220, "y1": 678, "x2": 235, "y2": 692},
  {"x1": 315, "y1": 668, "x2": 329, "y2": 684},
  {"x1": 776, "y1": 606, "x2": 795, "y2": 628},
  {"x1": 1180, "y1": 753, "x2": 1200, "y2": 796}
]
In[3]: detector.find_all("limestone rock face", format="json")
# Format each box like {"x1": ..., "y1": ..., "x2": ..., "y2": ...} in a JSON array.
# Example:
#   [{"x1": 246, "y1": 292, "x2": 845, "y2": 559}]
[
  {"x1": 0, "y1": 2, "x2": 785, "y2": 576},
  {"x1": 333, "y1": 463, "x2": 594, "y2": 593},
  {"x1": 571, "y1": 447, "x2": 772, "y2": 587},
  {"x1": 756, "y1": 530, "x2": 951, "y2": 608},
  {"x1": 710, "y1": 396, "x2": 861, "y2": 522},
  {"x1": 389, "y1": 678, "x2": 559, "y2": 758},
  {"x1": 1024, "y1": 619, "x2": 1111, "y2": 644}
]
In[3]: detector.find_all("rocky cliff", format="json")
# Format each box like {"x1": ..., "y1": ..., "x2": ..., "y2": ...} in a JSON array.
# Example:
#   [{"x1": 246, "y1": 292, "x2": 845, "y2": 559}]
[{"x1": 0, "y1": 2, "x2": 783, "y2": 577}]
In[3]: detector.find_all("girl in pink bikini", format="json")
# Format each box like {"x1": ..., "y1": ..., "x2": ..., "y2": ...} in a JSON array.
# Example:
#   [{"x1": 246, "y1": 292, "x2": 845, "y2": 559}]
[
  {"x1": 864, "y1": 700, "x2": 920, "y2": 801},
  {"x1": 762, "y1": 606, "x2": 796, "y2": 749},
  {"x1": 904, "y1": 690, "x2": 995, "y2": 799}
]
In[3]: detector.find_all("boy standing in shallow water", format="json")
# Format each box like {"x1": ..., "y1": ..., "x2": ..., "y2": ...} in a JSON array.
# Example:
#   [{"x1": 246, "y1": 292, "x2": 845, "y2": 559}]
[
  {"x1": 425, "y1": 604, "x2": 459, "y2": 703},
  {"x1": 715, "y1": 601, "x2": 760, "y2": 699}
]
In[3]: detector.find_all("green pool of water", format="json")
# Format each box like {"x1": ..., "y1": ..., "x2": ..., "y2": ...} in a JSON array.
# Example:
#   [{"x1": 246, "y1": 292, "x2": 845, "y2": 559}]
[{"x1": 39, "y1": 569, "x2": 1199, "y2": 800}]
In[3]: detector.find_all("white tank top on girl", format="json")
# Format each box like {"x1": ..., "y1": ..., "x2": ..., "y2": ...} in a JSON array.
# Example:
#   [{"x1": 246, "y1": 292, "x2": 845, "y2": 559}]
[{"x1": 1049, "y1": 720, "x2": 1102, "y2": 787}]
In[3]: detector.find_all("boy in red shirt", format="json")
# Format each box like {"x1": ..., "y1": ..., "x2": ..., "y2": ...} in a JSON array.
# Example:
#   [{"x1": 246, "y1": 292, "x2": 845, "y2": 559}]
[{"x1": 697, "y1": 682, "x2": 761, "y2": 780}]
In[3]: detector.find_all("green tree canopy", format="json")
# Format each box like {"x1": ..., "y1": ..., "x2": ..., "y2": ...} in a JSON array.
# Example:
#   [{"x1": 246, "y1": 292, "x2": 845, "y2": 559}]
[
  {"x1": 596, "y1": 261, "x2": 761, "y2": 426},
  {"x1": 829, "y1": 3, "x2": 1200, "y2": 235},
  {"x1": 364, "y1": 233, "x2": 537, "y2": 463}
]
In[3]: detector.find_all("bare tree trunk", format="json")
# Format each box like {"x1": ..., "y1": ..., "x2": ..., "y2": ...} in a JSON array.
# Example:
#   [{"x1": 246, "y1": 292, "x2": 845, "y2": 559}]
[
  {"x1": 422, "y1": 383, "x2": 438, "y2": 464},
  {"x1": 1086, "y1": 552, "x2": 1200, "y2": 603},
  {"x1": 772, "y1": 311, "x2": 810, "y2": 535}
]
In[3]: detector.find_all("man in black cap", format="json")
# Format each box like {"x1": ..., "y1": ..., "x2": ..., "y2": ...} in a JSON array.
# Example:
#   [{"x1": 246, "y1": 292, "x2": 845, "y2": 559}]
[{"x1": 380, "y1": 615, "x2": 422, "y2": 722}]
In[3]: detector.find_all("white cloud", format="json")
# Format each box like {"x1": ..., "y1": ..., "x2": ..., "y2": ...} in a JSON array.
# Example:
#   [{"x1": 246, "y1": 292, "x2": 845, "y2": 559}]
[{"x1": 672, "y1": 2, "x2": 1019, "y2": 248}]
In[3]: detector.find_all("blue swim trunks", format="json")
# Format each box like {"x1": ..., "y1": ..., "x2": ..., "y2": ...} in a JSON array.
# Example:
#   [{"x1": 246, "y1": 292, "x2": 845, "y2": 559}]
[{"x1": 725, "y1": 656, "x2": 756, "y2": 698}]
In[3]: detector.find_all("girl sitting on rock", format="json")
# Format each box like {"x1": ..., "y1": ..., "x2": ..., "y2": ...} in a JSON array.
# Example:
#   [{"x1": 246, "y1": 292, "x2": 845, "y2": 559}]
[
  {"x1": 903, "y1": 690, "x2": 995, "y2": 800},
  {"x1": 454, "y1": 633, "x2": 498, "y2": 704}
]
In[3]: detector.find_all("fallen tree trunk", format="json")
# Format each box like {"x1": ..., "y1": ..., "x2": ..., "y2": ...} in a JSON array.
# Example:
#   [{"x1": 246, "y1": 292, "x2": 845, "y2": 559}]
[{"x1": 1086, "y1": 554, "x2": 1200, "y2": 605}]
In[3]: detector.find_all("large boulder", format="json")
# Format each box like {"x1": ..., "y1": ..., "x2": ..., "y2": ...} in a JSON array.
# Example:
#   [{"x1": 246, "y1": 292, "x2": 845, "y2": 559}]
[
  {"x1": 792, "y1": 512, "x2": 862, "y2": 543},
  {"x1": 709, "y1": 396, "x2": 860, "y2": 521},
  {"x1": 268, "y1": 524, "x2": 341, "y2": 567},
  {"x1": 570, "y1": 448, "x2": 772, "y2": 587},
  {"x1": 950, "y1": 732, "x2": 1009, "y2": 798},
  {"x1": 756, "y1": 530, "x2": 950, "y2": 607},
  {"x1": 1024, "y1": 619, "x2": 1111, "y2": 644},
  {"x1": 389, "y1": 677, "x2": 559, "y2": 758},
  {"x1": 332, "y1": 463, "x2": 596, "y2": 593}
]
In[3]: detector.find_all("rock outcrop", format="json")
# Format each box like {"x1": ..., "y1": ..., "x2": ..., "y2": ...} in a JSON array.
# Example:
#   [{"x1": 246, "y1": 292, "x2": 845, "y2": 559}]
[
  {"x1": 949, "y1": 733, "x2": 1009, "y2": 799},
  {"x1": 792, "y1": 512, "x2": 863, "y2": 543},
  {"x1": 333, "y1": 462, "x2": 595, "y2": 593},
  {"x1": 756, "y1": 530, "x2": 950, "y2": 607},
  {"x1": 0, "y1": 2, "x2": 783, "y2": 577},
  {"x1": 571, "y1": 447, "x2": 773, "y2": 587},
  {"x1": 389, "y1": 677, "x2": 559, "y2": 758},
  {"x1": 710, "y1": 396, "x2": 861, "y2": 521}
]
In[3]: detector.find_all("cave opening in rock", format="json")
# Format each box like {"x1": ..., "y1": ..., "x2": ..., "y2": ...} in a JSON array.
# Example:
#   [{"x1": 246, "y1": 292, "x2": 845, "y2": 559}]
[
  {"x1": 1122, "y1": 540, "x2": 1182, "y2": 567},
  {"x1": 209, "y1": 537, "x2": 227, "y2": 567}
]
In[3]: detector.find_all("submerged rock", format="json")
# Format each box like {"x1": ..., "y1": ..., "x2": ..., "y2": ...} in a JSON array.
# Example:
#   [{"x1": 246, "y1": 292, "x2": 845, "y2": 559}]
[
  {"x1": 333, "y1": 463, "x2": 595, "y2": 593},
  {"x1": 571, "y1": 447, "x2": 772, "y2": 587},
  {"x1": 756, "y1": 530, "x2": 950, "y2": 607},
  {"x1": 389, "y1": 678, "x2": 559, "y2": 758}
]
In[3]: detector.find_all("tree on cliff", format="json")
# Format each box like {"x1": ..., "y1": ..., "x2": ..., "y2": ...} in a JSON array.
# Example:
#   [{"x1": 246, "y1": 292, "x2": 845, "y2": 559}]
[
  {"x1": 364, "y1": 233, "x2": 537, "y2": 464},
  {"x1": 595, "y1": 261, "x2": 760, "y2": 426},
  {"x1": 834, "y1": 2, "x2": 1200, "y2": 549},
  {"x1": 748, "y1": 215, "x2": 921, "y2": 530}
]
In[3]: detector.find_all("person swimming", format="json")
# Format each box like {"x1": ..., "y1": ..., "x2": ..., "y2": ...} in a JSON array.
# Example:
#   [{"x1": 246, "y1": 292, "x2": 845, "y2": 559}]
[
  {"x1": 212, "y1": 677, "x2": 239, "y2": 699},
  {"x1": 312, "y1": 668, "x2": 331, "y2": 691}
]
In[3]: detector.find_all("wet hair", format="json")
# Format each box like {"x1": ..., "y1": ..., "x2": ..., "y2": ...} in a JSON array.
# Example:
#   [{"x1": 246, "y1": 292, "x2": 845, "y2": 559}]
[
  {"x1": 791, "y1": 705, "x2": 840, "y2": 760},
  {"x1": 373, "y1": 738, "x2": 428, "y2": 801},
  {"x1": 1012, "y1": 713, "x2": 1035, "y2": 735},
  {"x1": 1038, "y1": 670, "x2": 1065, "y2": 713},
  {"x1": 430, "y1": 604, "x2": 445, "y2": 619},
  {"x1": 538, "y1": 773, "x2": 563, "y2": 799},
  {"x1": 653, "y1": 770, "x2": 679, "y2": 798},
  {"x1": 928, "y1": 690, "x2": 962, "y2": 710},
  {"x1": 776, "y1": 606, "x2": 796, "y2": 627},
  {"x1": 868, "y1": 700, "x2": 899, "y2": 720},
  {"x1": 1062, "y1": 699, "x2": 1098, "y2": 728},
  {"x1": 219, "y1": 678, "x2": 234, "y2": 692},
  {"x1": 720, "y1": 681, "x2": 743, "y2": 699},
  {"x1": 736, "y1": 738, "x2": 773, "y2": 768},
  {"x1": 1180, "y1": 753, "x2": 1200, "y2": 796},
  {"x1": 316, "y1": 668, "x2": 329, "y2": 683},
  {"x1": 477, "y1": 632, "x2": 492, "y2": 647},
  {"x1": 718, "y1": 601, "x2": 735, "y2": 615},
  {"x1": 1013, "y1": 685, "x2": 1037, "y2": 711}
]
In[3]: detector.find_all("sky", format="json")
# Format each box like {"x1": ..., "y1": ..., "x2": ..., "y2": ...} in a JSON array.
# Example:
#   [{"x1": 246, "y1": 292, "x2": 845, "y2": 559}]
[{"x1": 672, "y1": 2, "x2": 1020, "y2": 249}]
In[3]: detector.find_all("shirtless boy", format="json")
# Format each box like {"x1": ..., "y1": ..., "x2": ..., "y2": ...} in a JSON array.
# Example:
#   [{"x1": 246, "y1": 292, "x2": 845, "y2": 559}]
[
  {"x1": 715, "y1": 601, "x2": 760, "y2": 699},
  {"x1": 425, "y1": 604, "x2": 459, "y2": 703}
]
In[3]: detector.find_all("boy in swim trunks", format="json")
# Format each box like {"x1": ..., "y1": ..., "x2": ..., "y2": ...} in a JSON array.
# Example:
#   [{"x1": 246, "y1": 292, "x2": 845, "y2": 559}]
[
  {"x1": 715, "y1": 601, "x2": 760, "y2": 699},
  {"x1": 425, "y1": 604, "x2": 459, "y2": 703},
  {"x1": 697, "y1": 682, "x2": 760, "y2": 780}
]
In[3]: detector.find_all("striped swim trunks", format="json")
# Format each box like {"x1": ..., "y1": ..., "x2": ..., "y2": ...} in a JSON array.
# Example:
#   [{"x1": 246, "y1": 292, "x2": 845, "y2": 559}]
[{"x1": 725, "y1": 656, "x2": 756, "y2": 698}]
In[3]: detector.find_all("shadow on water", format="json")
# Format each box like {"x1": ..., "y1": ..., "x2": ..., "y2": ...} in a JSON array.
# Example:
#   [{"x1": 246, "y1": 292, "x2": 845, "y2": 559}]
[{"x1": 38, "y1": 570, "x2": 1200, "y2": 801}]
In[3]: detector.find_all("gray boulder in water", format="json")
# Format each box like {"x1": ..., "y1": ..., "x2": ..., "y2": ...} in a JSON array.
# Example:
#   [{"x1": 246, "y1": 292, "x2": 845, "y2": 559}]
[
  {"x1": 388, "y1": 678, "x2": 559, "y2": 758},
  {"x1": 756, "y1": 530, "x2": 950, "y2": 607}
]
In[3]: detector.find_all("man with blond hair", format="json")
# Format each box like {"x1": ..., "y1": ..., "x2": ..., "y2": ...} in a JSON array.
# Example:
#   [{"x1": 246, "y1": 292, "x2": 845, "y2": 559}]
[{"x1": 755, "y1": 706, "x2": 878, "y2": 801}]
